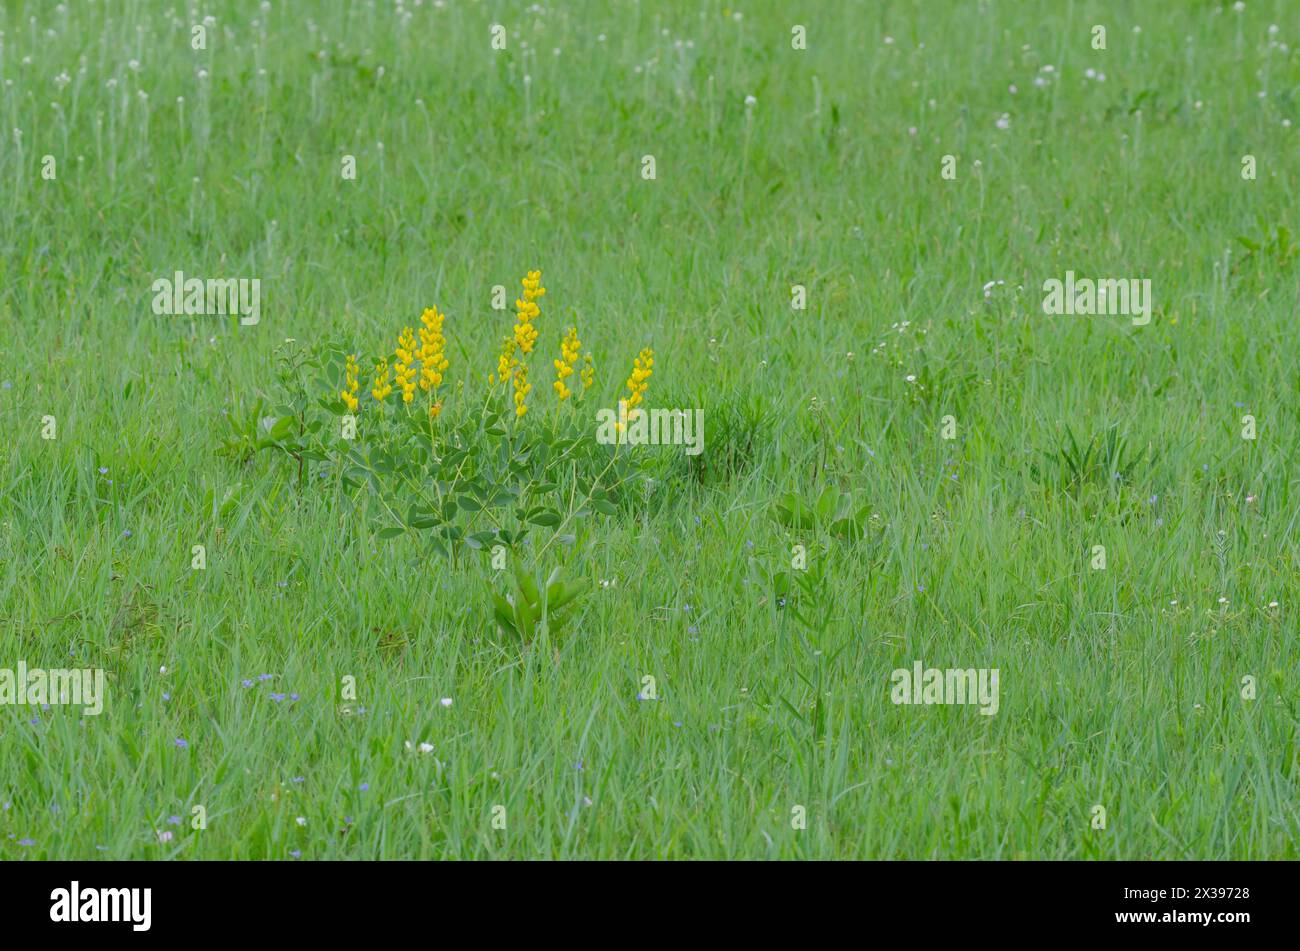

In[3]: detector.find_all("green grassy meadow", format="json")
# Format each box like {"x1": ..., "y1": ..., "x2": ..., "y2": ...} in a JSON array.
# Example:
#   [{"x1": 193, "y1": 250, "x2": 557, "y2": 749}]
[{"x1": 1, "y1": 0, "x2": 1298, "y2": 859}]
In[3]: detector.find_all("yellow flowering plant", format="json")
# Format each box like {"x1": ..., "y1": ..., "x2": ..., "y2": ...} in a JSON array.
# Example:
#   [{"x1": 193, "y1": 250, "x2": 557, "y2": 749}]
[{"x1": 244, "y1": 271, "x2": 651, "y2": 613}]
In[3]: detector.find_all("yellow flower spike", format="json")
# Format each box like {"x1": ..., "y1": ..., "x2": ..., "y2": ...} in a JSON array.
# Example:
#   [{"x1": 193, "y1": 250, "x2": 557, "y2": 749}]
[
  {"x1": 428, "y1": 400, "x2": 443, "y2": 420},
  {"x1": 371, "y1": 359, "x2": 393, "y2": 402},
  {"x1": 512, "y1": 361, "x2": 531, "y2": 417},
  {"x1": 553, "y1": 326, "x2": 580, "y2": 401},
  {"x1": 513, "y1": 269, "x2": 544, "y2": 354},
  {"x1": 496, "y1": 334, "x2": 518, "y2": 384},
  {"x1": 417, "y1": 306, "x2": 449, "y2": 392},
  {"x1": 581, "y1": 353, "x2": 594, "y2": 391},
  {"x1": 521, "y1": 270, "x2": 546, "y2": 302},
  {"x1": 623, "y1": 347, "x2": 654, "y2": 410},
  {"x1": 393, "y1": 327, "x2": 419, "y2": 403},
  {"x1": 340, "y1": 353, "x2": 361, "y2": 412}
]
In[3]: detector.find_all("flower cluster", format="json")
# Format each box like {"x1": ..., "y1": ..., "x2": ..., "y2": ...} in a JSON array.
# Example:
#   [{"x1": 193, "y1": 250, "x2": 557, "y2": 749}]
[
  {"x1": 371, "y1": 359, "x2": 393, "y2": 402},
  {"x1": 554, "y1": 327, "x2": 581, "y2": 400},
  {"x1": 513, "y1": 361, "x2": 532, "y2": 418},
  {"x1": 325, "y1": 269, "x2": 651, "y2": 428},
  {"x1": 624, "y1": 347, "x2": 654, "y2": 409},
  {"x1": 502, "y1": 270, "x2": 544, "y2": 416},
  {"x1": 418, "y1": 307, "x2": 449, "y2": 391},
  {"x1": 514, "y1": 270, "x2": 545, "y2": 354},
  {"x1": 394, "y1": 327, "x2": 419, "y2": 403},
  {"x1": 340, "y1": 354, "x2": 360, "y2": 413},
  {"x1": 494, "y1": 334, "x2": 517, "y2": 386}
]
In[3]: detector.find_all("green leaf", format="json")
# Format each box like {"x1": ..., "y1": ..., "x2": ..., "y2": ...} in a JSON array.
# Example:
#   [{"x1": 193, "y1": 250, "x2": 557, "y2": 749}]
[
  {"x1": 815, "y1": 486, "x2": 840, "y2": 522},
  {"x1": 546, "y1": 579, "x2": 585, "y2": 613},
  {"x1": 514, "y1": 562, "x2": 541, "y2": 609},
  {"x1": 491, "y1": 593, "x2": 518, "y2": 638},
  {"x1": 830, "y1": 517, "x2": 862, "y2": 543},
  {"x1": 513, "y1": 598, "x2": 536, "y2": 639},
  {"x1": 269, "y1": 415, "x2": 297, "y2": 441},
  {"x1": 465, "y1": 531, "x2": 497, "y2": 550},
  {"x1": 774, "y1": 492, "x2": 815, "y2": 530}
]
